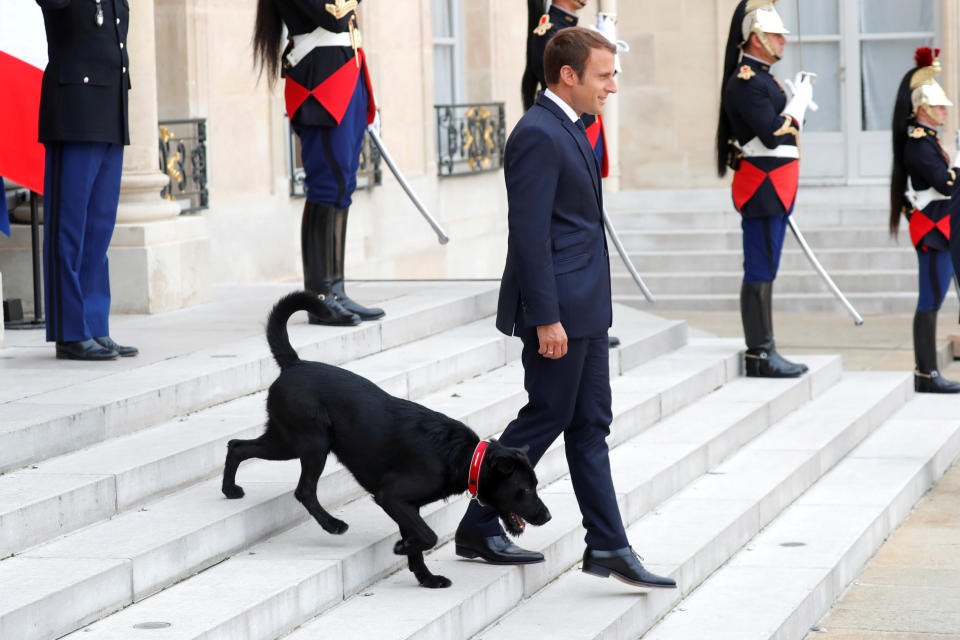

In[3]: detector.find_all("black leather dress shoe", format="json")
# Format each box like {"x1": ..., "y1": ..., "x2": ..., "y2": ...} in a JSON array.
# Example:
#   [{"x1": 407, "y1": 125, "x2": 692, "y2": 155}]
[
  {"x1": 608, "y1": 335, "x2": 621, "y2": 349},
  {"x1": 55, "y1": 339, "x2": 118, "y2": 361},
  {"x1": 582, "y1": 547, "x2": 677, "y2": 589},
  {"x1": 455, "y1": 530, "x2": 544, "y2": 565},
  {"x1": 94, "y1": 336, "x2": 138, "y2": 357},
  {"x1": 331, "y1": 282, "x2": 385, "y2": 321},
  {"x1": 306, "y1": 295, "x2": 361, "y2": 326}
]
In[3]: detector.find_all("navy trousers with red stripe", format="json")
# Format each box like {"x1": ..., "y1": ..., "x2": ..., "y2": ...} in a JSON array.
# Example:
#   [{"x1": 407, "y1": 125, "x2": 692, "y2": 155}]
[
  {"x1": 294, "y1": 78, "x2": 368, "y2": 209},
  {"x1": 42, "y1": 141, "x2": 123, "y2": 343}
]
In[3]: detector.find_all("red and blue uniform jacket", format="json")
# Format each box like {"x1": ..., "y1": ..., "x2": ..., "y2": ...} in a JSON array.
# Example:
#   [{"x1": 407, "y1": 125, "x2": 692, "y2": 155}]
[
  {"x1": 722, "y1": 55, "x2": 799, "y2": 218},
  {"x1": 276, "y1": 0, "x2": 376, "y2": 128},
  {"x1": 903, "y1": 123, "x2": 958, "y2": 251}
]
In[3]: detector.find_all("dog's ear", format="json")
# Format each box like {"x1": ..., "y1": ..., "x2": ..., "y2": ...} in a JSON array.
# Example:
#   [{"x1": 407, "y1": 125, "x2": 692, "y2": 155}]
[{"x1": 493, "y1": 456, "x2": 517, "y2": 475}]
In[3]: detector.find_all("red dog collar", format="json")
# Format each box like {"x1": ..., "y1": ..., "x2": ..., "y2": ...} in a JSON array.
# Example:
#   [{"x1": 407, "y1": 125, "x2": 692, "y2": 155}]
[{"x1": 467, "y1": 440, "x2": 489, "y2": 502}]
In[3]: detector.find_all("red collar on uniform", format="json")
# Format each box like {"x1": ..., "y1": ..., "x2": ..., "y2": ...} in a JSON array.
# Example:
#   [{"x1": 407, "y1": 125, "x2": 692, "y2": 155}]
[{"x1": 467, "y1": 441, "x2": 489, "y2": 501}]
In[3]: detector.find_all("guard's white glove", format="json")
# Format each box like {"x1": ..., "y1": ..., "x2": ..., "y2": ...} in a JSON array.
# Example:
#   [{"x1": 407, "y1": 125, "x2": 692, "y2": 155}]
[
  {"x1": 953, "y1": 131, "x2": 960, "y2": 168},
  {"x1": 782, "y1": 72, "x2": 814, "y2": 128},
  {"x1": 367, "y1": 110, "x2": 381, "y2": 138},
  {"x1": 590, "y1": 13, "x2": 629, "y2": 74}
]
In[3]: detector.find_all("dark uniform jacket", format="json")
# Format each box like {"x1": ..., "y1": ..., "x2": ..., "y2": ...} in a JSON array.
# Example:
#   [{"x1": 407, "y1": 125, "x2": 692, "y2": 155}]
[
  {"x1": 903, "y1": 123, "x2": 959, "y2": 251},
  {"x1": 496, "y1": 94, "x2": 611, "y2": 339},
  {"x1": 527, "y1": 4, "x2": 578, "y2": 93},
  {"x1": 277, "y1": 0, "x2": 374, "y2": 129},
  {"x1": 722, "y1": 55, "x2": 799, "y2": 218},
  {"x1": 37, "y1": 0, "x2": 130, "y2": 145}
]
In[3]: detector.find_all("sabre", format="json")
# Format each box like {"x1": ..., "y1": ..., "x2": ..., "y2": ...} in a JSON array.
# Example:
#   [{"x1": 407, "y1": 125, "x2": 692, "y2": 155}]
[
  {"x1": 367, "y1": 128, "x2": 450, "y2": 245},
  {"x1": 788, "y1": 217, "x2": 864, "y2": 325},
  {"x1": 603, "y1": 206, "x2": 655, "y2": 303}
]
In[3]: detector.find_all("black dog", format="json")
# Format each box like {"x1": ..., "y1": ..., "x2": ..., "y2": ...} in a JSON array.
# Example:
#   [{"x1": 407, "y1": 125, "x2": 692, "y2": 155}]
[{"x1": 222, "y1": 291, "x2": 552, "y2": 588}]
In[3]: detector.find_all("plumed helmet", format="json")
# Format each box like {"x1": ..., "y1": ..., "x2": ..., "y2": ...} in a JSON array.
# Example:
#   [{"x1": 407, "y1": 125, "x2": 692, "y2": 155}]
[
  {"x1": 910, "y1": 47, "x2": 953, "y2": 111},
  {"x1": 742, "y1": 0, "x2": 790, "y2": 41}
]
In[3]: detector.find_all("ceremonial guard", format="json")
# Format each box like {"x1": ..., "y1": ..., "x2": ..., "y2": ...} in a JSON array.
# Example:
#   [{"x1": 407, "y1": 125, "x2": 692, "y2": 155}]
[
  {"x1": 716, "y1": 0, "x2": 813, "y2": 378},
  {"x1": 524, "y1": 0, "x2": 617, "y2": 177},
  {"x1": 253, "y1": 0, "x2": 384, "y2": 326},
  {"x1": 890, "y1": 48, "x2": 960, "y2": 393},
  {"x1": 37, "y1": 0, "x2": 137, "y2": 360}
]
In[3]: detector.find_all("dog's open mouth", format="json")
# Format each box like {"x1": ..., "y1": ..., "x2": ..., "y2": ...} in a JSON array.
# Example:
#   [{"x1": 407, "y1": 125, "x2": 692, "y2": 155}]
[{"x1": 510, "y1": 513, "x2": 526, "y2": 533}]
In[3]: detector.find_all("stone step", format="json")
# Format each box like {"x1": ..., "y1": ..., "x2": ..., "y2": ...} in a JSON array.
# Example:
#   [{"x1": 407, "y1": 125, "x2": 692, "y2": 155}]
[
  {"x1": 613, "y1": 269, "x2": 920, "y2": 297},
  {"x1": 605, "y1": 186, "x2": 888, "y2": 214},
  {"x1": 0, "y1": 316, "x2": 527, "y2": 560},
  {"x1": 0, "y1": 310, "x2": 687, "y2": 640},
  {"x1": 0, "y1": 283, "x2": 499, "y2": 475},
  {"x1": 606, "y1": 207, "x2": 890, "y2": 230},
  {"x1": 643, "y1": 394, "x2": 960, "y2": 640},
  {"x1": 616, "y1": 227, "x2": 904, "y2": 252},
  {"x1": 468, "y1": 372, "x2": 914, "y2": 640},
  {"x1": 617, "y1": 292, "x2": 960, "y2": 316},
  {"x1": 612, "y1": 247, "x2": 918, "y2": 273},
  {"x1": 284, "y1": 359, "x2": 867, "y2": 640},
  {"x1": 61, "y1": 352, "x2": 841, "y2": 640}
]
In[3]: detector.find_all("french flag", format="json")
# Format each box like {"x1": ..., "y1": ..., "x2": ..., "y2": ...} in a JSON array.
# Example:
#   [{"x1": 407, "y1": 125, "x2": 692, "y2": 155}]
[{"x1": 0, "y1": 0, "x2": 48, "y2": 236}]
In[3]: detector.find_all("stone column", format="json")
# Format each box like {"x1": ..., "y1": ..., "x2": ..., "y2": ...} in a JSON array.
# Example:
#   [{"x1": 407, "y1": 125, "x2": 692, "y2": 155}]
[{"x1": 107, "y1": 0, "x2": 211, "y2": 312}]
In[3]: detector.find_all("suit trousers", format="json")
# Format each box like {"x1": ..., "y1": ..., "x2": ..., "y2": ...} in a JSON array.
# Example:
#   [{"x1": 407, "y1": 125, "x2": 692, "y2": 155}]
[
  {"x1": 458, "y1": 328, "x2": 629, "y2": 551},
  {"x1": 42, "y1": 141, "x2": 123, "y2": 343}
]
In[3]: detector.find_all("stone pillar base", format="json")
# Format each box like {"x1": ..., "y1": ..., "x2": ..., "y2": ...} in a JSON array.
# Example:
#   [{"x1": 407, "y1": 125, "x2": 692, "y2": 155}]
[
  {"x1": 109, "y1": 216, "x2": 211, "y2": 313},
  {"x1": 0, "y1": 216, "x2": 210, "y2": 316}
]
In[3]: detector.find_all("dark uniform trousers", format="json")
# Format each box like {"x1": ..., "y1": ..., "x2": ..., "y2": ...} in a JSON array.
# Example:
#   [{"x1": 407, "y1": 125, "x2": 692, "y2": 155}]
[
  {"x1": 43, "y1": 142, "x2": 123, "y2": 342},
  {"x1": 459, "y1": 327, "x2": 628, "y2": 551},
  {"x1": 37, "y1": 0, "x2": 129, "y2": 343},
  {"x1": 741, "y1": 210, "x2": 790, "y2": 283},
  {"x1": 296, "y1": 77, "x2": 369, "y2": 208}
]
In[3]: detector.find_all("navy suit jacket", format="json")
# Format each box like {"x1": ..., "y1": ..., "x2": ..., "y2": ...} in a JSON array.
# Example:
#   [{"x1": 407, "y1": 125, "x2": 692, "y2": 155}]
[{"x1": 496, "y1": 93, "x2": 612, "y2": 339}]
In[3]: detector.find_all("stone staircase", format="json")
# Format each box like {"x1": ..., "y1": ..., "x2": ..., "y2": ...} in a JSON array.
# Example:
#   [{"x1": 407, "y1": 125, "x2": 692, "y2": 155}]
[
  {"x1": 607, "y1": 187, "x2": 960, "y2": 316},
  {"x1": 0, "y1": 281, "x2": 957, "y2": 640}
]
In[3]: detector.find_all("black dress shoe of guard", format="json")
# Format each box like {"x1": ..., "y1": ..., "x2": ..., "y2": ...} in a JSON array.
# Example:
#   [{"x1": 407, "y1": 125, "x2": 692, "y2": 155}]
[
  {"x1": 745, "y1": 349, "x2": 806, "y2": 378},
  {"x1": 582, "y1": 546, "x2": 677, "y2": 589},
  {"x1": 454, "y1": 530, "x2": 544, "y2": 565},
  {"x1": 331, "y1": 281, "x2": 385, "y2": 321},
  {"x1": 915, "y1": 370, "x2": 960, "y2": 394},
  {"x1": 608, "y1": 335, "x2": 621, "y2": 349},
  {"x1": 55, "y1": 339, "x2": 119, "y2": 361},
  {"x1": 94, "y1": 336, "x2": 138, "y2": 357},
  {"x1": 306, "y1": 295, "x2": 361, "y2": 326}
]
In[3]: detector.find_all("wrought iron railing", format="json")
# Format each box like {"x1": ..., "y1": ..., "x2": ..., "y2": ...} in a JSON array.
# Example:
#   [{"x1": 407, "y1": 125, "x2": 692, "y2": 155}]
[
  {"x1": 286, "y1": 119, "x2": 383, "y2": 198},
  {"x1": 158, "y1": 118, "x2": 209, "y2": 214},
  {"x1": 434, "y1": 102, "x2": 506, "y2": 177}
]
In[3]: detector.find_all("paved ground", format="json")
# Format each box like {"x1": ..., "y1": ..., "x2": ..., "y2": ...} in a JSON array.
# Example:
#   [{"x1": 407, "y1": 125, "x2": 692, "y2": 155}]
[{"x1": 661, "y1": 310, "x2": 960, "y2": 640}]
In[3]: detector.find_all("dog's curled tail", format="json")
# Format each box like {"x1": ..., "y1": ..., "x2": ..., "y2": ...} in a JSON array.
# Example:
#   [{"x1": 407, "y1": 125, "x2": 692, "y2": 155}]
[{"x1": 266, "y1": 291, "x2": 325, "y2": 370}]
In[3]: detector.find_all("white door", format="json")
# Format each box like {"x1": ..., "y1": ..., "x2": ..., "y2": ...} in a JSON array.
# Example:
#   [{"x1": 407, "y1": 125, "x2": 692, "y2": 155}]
[{"x1": 775, "y1": 0, "x2": 937, "y2": 184}]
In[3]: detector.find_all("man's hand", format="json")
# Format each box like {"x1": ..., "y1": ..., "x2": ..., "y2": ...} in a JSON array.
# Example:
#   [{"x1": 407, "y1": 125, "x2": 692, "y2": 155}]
[{"x1": 537, "y1": 322, "x2": 568, "y2": 359}]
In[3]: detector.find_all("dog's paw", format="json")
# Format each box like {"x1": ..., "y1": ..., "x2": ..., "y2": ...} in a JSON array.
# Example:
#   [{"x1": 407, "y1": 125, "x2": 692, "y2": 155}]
[
  {"x1": 323, "y1": 518, "x2": 349, "y2": 535},
  {"x1": 222, "y1": 485, "x2": 245, "y2": 500},
  {"x1": 419, "y1": 574, "x2": 452, "y2": 589}
]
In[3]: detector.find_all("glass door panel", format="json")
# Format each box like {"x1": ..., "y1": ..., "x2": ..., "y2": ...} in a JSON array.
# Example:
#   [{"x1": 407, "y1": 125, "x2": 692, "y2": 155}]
[{"x1": 775, "y1": 0, "x2": 844, "y2": 179}]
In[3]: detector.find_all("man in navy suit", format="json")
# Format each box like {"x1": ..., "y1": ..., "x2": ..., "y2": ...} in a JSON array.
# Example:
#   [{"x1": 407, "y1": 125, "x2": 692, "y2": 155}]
[{"x1": 454, "y1": 27, "x2": 676, "y2": 590}]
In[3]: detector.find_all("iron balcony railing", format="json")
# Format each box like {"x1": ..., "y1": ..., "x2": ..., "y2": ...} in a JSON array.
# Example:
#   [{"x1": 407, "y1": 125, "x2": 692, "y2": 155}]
[
  {"x1": 158, "y1": 118, "x2": 209, "y2": 214},
  {"x1": 434, "y1": 102, "x2": 506, "y2": 177}
]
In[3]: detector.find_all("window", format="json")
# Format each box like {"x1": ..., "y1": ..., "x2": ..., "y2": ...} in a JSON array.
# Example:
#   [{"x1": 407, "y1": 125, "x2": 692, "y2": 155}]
[{"x1": 432, "y1": 0, "x2": 464, "y2": 105}]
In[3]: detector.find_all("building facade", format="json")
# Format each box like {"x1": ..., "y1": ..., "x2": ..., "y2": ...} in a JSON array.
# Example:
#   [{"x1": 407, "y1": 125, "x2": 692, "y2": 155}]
[{"x1": 2, "y1": 0, "x2": 959, "y2": 313}]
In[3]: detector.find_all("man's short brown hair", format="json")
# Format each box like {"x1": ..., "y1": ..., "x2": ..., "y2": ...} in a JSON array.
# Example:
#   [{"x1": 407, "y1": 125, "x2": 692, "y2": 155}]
[{"x1": 543, "y1": 27, "x2": 616, "y2": 85}]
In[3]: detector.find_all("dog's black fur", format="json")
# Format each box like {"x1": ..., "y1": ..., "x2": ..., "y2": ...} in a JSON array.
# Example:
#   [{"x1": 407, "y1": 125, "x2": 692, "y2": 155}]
[{"x1": 222, "y1": 291, "x2": 552, "y2": 588}]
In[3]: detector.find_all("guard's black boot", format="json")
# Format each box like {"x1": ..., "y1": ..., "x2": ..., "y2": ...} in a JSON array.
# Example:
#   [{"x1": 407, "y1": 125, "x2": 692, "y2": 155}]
[
  {"x1": 302, "y1": 201, "x2": 361, "y2": 326},
  {"x1": 329, "y1": 207, "x2": 385, "y2": 321},
  {"x1": 913, "y1": 310, "x2": 960, "y2": 393},
  {"x1": 741, "y1": 281, "x2": 806, "y2": 378}
]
